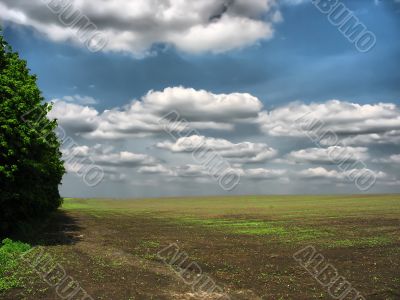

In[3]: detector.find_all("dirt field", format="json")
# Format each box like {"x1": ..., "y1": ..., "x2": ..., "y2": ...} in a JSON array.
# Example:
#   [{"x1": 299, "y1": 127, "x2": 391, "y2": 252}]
[{"x1": 3, "y1": 195, "x2": 400, "y2": 299}]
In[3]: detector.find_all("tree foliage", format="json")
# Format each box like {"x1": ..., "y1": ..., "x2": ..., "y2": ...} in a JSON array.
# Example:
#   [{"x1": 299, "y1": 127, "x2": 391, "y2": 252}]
[{"x1": 0, "y1": 31, "x2": 65, "y2": 235}]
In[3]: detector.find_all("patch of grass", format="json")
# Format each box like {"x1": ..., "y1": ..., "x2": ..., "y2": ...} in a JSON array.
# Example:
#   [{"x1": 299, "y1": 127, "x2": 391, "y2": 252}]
[
  {"x1": 142, "y1": 253, "x2": 158, "y2": 261},
  {"x1": 176, "y1": 217, "x2": 281, "y2": 230},
  {"x1": 234, "y1": 226, "x2": 288, "y2": 235},
  {"x1": 174, "y1": 217, "x2": 332, "y2": 242},
  {"x1": 139, "y1": 240, "x2": 160, "y2": 249},
  {"x1": 284, "y1": 228, "x2": 333, "y2": 242},
  {"x1": 0, "y1": 238, "x2": 31, "y2": 293},
  {"x1": 132, "y1": 240, "x2": 161, "y2": 261}
]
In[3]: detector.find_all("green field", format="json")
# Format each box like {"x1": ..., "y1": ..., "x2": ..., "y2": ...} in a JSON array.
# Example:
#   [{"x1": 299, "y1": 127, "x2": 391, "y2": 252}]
[{"x1": 2, "y1": 194, "x2": 400, "y2": 299}]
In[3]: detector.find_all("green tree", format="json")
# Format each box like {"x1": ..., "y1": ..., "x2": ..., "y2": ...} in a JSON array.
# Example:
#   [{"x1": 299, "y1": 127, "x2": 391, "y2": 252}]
[{"x1": 0, "y1": 31, "x2": 65, "y2": 235}]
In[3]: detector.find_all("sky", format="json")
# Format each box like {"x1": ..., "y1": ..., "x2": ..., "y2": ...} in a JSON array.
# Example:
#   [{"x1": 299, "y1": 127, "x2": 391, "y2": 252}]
[{"x1": 1, "y1": 0, "x2": 400, "y2": 197}]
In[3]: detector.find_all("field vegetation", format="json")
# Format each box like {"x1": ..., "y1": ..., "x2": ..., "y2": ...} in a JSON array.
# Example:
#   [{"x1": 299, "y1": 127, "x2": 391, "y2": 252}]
[{"x1": 1, "y1": 194, "x2": 399, "y2": 299}]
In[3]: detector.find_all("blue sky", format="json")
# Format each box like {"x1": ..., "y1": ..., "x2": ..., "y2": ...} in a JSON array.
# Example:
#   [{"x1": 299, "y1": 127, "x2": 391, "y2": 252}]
[{"x1": 2, "y1": 0, "x2": 400, "y2": 197}]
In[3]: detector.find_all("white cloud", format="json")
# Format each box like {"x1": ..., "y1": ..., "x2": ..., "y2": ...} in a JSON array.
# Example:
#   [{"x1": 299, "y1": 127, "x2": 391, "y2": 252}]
[
  {"x1": 339, "y1": 131, "x2": 400, "y2": 146},
  {"x1": 49, "y1": 87, "x2": 263, "y2": 139},
  {"x1": 296, "y1": 167, "x2": 387, "y2": 182},
  {"x1": 287, "y1": 146, "x2": 369, "y2": 164},
  {"x1": 0, "y1": 0, "x2": 281, "y2": 55},
  {"x1": 143, "y1": 87, "x2": 262, "y2": 122},
  {"x1": 169, "y1": 14, "x2": 273, "y2": 54},
  {"x1": 48, "y1": 100, "x2": 99, "y2": 134},
  {"x1": 297, "y1": 167, "x2": 344, "y2": 180},
  {"x1": 259, "y1": 100, "x2": 400, "y2": 145},
  {"x1": 156, "y1": 135, "x2": 277, "y2": 163},
  {"x1": 95, "y1": 151, "x2": 158, "y2": 167},
  {"x1": 52, "y1": 94, "x2": 400, "y2": 147},
  {"x1": 48, "y1": 93, "x2": 400, "y2": 190},
  {"x1": 62, "y1": 144, "x2": 158, "y2": 168}
]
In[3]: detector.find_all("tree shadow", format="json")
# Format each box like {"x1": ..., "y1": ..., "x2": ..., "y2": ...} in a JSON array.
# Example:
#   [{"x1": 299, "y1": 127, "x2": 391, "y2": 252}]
[{"x1": 10, "y1": 210, "x2": 84, "y2": 246}]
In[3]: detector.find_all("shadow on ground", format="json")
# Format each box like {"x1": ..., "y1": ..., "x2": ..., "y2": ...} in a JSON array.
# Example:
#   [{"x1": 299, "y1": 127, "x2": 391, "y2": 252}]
[{"x1": 10, "y1": 210, "x2": 84, "y2": 246}]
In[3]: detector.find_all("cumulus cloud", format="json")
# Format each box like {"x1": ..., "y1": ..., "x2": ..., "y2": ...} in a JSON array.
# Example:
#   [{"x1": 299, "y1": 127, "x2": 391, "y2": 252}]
[
  {"x1": 259, "y1": 100, "x2": 400, "y2": 145},
  {"x1": 287, "y1": 146, "x2": 369, "y2": 164},
  {"x1": 156, "y1": 135, "x2": 277, "y2": 163},
  {"x1": 142, "y1": 87, "x2": 262, "y2": 122},
  {"x1": 52, "y1": 92, "x2": 400, "y2": 148},
  {"x1": 62, "y1": 144, "x2": 158, "y2": 169},
  {"x1": 0, "y1": 0, "x2": 281, "y2": 55},
  {"x1": 49, "y1": 87, "x2": 263, "y2": 139},
  {"x1": 48, "y1": 100, "x2": 99, "y2": 134},
  {"x1": 48, "y1": 92, "x2": 399, "y2": 190},
  {"x1": 339, "y1": 131, "x2": 400, "y2": 146}
]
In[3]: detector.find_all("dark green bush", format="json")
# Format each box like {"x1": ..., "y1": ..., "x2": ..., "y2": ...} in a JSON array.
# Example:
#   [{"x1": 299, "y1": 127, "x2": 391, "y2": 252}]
[{"x1": 0, "y1": 31, "x2": 65, "y2": 235}]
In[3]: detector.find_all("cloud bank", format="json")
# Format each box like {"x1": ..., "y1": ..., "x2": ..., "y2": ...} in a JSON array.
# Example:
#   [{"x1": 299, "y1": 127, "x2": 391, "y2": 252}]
[
  {"x1": 48, "y1": 87, "x2": 400, "y2": 193},
  {"x1": 0, "y1": 0, "x2": 281, "y2": 55}
]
